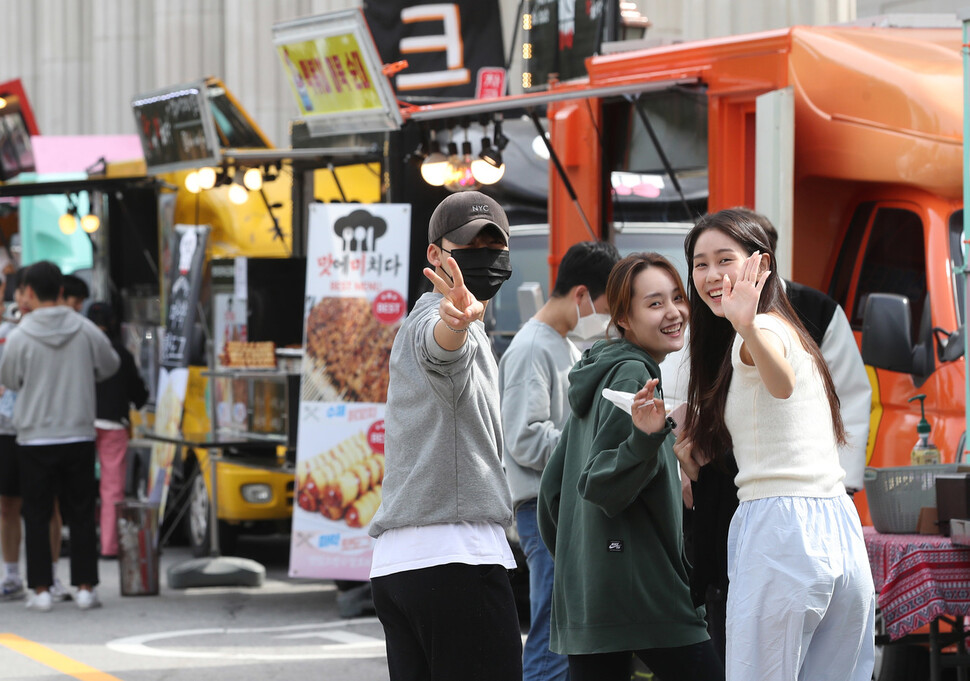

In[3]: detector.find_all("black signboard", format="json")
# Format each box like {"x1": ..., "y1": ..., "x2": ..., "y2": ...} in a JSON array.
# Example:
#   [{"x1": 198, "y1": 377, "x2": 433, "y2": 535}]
[
  {"x1": 131, "y1": 82, "x2": 221, "y2": 173},
  {"x1": 161, "y1": 225, "x2": 210, "y2": 369},
  {"x1": 526, "y1": 0, "x2": 607, "y2": 88},
  {"x1": 363, "y1": 0, "x2": 504, "y2": 99},
  {"x1": 0, "y1": 102, "x2": 35, "y2": 181}
]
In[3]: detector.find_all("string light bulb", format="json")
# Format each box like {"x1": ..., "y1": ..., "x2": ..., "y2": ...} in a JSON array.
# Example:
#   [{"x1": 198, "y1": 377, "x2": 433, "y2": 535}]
[
  {"x1": 420, "y1": 132, "x2": 450, "y2": 186},
  {"x1": 184, "y1": 171, "x2": 201, "y2": 194},
  {"x1": 81, "y1": 213, "x2": 100, "y2": 233},
  {"x1": 228, "y1": 183, "x2": 248, "y2": 205},
  {"x1": 471, "y1": 138, "x2": 506, "y2": 185},
  {"x1": 58, "y1": 211, "x2": 78, "y2": 235},
  {"x1": 243, "y1": 168, "x2": 263, "y2": 191},
  {"x1": 197, "y1": 167, "x2": 217, "y2": 190}
]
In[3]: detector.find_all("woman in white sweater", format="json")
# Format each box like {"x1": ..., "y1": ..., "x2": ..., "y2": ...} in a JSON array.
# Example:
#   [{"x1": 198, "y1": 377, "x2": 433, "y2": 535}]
[{"x1": 681, "y1": 209, "x2": 874, "y2": 681}]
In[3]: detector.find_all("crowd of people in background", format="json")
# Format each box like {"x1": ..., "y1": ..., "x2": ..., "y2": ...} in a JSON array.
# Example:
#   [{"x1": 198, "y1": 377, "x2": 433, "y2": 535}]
[
  {"x1": 0, "y1": 197, "x2": 875, "y2": 678},
  {"x1": 0, "y1": 261, "x2": 146, "y2": 612}
]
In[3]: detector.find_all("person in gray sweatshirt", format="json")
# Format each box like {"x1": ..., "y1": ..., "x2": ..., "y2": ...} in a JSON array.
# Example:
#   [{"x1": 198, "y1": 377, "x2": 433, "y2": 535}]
[
  {"x1": 498, "y1": 240, "x2": 620, "y2": 681},
  {"x1": 368, "y1": 191, "x2": 520, "y2": 681},
  {"x1": 0, "y1": 261, "x2": 119, "y2": 612}
]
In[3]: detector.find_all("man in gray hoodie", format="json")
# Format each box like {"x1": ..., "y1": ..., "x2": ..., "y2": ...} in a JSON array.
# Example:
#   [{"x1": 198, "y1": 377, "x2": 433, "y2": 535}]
[
  {"x1": 368, "y1": 192, "x2": 521, "y2": 681},
  {"x1": 0, "y1": 261, "x2": 119, "y2": 612}
]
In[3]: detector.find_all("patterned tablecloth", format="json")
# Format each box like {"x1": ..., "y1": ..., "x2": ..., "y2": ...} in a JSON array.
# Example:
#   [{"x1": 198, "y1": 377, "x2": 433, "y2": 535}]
[{"x1": 864, "y1": 526, "x2": 970, "y2": 640}]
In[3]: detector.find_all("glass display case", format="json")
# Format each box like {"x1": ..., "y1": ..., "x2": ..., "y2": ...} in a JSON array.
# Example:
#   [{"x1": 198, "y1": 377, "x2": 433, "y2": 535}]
[{"x1": 206, "y1": 352, "x2": 301, "y2": 457}]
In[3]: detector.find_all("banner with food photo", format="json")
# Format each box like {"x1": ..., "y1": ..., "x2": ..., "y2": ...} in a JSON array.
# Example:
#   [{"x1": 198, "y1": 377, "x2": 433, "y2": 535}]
[{"x1": 289, "y1": 203, "x2": 410, "y2": 580}]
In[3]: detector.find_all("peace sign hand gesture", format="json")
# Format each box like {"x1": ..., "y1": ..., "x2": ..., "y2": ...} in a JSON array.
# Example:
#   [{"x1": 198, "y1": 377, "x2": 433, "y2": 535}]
[
  {"x1": 423, "y1": 256, "x2": 484, "y2": 331},
  {"x1": 721, "y1": 251, "x2": 771, "y2": 332}
]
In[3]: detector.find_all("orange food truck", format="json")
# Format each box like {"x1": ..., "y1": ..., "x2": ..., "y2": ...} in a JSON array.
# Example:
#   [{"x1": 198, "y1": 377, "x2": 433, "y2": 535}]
[
  {"x1": 406, "y1": 19, "x2": 964, "y2": 526},
  {"x1": 554, "y1": 23, "x2": 964, "y2": 527}
]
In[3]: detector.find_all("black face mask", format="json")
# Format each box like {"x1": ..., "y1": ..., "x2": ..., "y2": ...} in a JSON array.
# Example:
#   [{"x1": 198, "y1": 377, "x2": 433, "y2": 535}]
[{"x1": 442, "y1": 247, "x2": 513, "y2": 301}]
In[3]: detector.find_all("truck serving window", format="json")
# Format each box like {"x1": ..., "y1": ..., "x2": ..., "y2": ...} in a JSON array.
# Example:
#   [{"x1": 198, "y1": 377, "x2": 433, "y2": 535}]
[
  {"x1": 851, "y1": 207, "x2": 926, "y2": 339},
  {"x1": 602, "y1": 88, "x2": 708, "y2": 225},
  {"x1": 829, "y1": 202, "x2": 874, "y2": 308},
  {"x1": 950, "y1": 210, "x2": 965, "y2": 326}
]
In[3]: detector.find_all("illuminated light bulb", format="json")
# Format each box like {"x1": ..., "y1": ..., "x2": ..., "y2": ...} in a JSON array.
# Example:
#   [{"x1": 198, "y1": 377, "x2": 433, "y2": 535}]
[
  {"x1": 458, "y1": 141, "x2": 479, "y2": 189},
  {"x1": 443, "y1": 142, "x2": 463, "y2": 192},
  {"x1": 471, "y1": 158, "x2": 505, "y2": 185},
  {"x1": 81, "y1": 213, "x2": 100, "y2": 233},
  {"x1": 0, "y1": 97, "x2": 7, "y2": 110},
  {"x1": 197, "y1": 167, "x2": 217, "y2": 190},
  {"x1": 523, "y1": 43, "x2": 532, "y2": 59},
  {"x1": 421, "y1": 153, "x2": 449, "y2": 186},
  {"x1": 243, "y1": 168, "x2": 263, "y2": 191},
  {"x1": 522, "y1": 14, "x2": 532, "y2": 30},
  {"x1": 446, "y1": 141, "x2": 481, "y2": 192},
  {"x1": 228, "y1": 183, "x2": 249, "y2": 205},
  {"x1": 184, "y1": 171, "x2": 201, "y2": 194},
  {"x1": 59, "y1": 212, "x2": 78, "y2": 235},
  {"x1": 523, "y1": 72, "x2": 533, "y2": 89}
]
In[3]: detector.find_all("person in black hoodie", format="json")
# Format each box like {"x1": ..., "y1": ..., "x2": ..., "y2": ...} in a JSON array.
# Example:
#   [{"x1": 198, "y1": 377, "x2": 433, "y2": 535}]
[{"x1": 86, "y1": 303, "x2": 148, "y2": 559}]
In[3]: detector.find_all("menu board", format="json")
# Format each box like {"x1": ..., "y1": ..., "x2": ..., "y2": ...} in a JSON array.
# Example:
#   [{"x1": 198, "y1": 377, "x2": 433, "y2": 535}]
[
  {"x1": 272, "y1": 9, "x2": 402, "y2": 136},
  {"x1": 289, "y1": 203, "x2": 410, "y2": 580},
  {"x1": 131, "y1": 82, "x2": 221, "y2": 173}
]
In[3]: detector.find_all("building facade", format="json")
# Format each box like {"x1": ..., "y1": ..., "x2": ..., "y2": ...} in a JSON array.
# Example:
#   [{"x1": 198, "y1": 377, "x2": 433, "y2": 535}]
[{"x1": 0, "y1": 0, "x2": 964, "y2": 146}]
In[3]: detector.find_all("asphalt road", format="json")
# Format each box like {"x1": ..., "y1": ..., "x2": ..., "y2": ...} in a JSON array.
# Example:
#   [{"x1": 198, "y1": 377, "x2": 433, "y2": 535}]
[{"x1": 0, "y1": 534, "x2": 391, "y2": 681}]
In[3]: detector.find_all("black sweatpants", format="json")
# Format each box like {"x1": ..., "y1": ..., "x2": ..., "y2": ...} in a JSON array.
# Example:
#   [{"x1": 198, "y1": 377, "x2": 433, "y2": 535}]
[
  {"x1": 372, "y1": 562, "x2": 522, "y2": 681},
  {"x1": 568, "y1": 640, "x2": 725, "y2": 681},
  {"x1": 19, "y1": 441, "x2": 99, "y2": 589}
]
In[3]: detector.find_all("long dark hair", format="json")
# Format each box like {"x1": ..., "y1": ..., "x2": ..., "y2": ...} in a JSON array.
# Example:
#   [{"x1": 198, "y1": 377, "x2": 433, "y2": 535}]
[{"x1": 683, "y1": 209, "x2": 846, "y2": 461}]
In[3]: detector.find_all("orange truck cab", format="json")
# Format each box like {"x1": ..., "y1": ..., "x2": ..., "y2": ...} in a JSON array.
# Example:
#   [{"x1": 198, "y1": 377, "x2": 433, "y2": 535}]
[{"x1": 534, "y1": 22, "x2": 964, "y2": 524}]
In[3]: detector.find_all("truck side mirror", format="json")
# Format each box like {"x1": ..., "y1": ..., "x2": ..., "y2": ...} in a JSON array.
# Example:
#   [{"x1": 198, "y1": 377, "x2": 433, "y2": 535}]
[{"x1": 862, "y1": 293, "x2": 915, "y2": 373}]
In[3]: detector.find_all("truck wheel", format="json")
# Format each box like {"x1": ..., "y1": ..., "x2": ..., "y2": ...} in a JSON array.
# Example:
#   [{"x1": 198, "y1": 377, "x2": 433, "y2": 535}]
[{"x1": 185, "y1": 471, "x2": 238, "y2": 557}]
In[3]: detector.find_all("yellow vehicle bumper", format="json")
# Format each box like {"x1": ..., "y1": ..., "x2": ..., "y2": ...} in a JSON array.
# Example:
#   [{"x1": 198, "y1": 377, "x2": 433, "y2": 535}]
[{"x1": 192, "y1": 448, "x2": 294, "y2": 523}]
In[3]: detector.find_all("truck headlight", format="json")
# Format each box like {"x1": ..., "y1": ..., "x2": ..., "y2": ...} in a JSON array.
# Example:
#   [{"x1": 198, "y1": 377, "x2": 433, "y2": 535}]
[{"x1": 241, "y1": 484, "x2": 273, "y2": 504}]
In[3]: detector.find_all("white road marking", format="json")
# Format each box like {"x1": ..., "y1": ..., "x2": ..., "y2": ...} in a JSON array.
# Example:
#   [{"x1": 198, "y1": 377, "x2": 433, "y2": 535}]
[
  {"x1": 106, "y1": 619, "x2": 386, "y2": 661},
  {"x1": 275, "y1": 630, "x2": 382, "y2": 645}
]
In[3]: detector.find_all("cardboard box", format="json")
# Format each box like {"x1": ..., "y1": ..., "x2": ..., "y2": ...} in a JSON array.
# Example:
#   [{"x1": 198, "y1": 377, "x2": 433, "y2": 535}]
[
  {"x1": 935, "y1": 473, "x2": 970, "y2": 536},
  {"x1": 918, "y1": 507, "x2": 940, "y2": 535},
  {"x1": 951, "y1": 518, "x2": 970, "y2": 547}
]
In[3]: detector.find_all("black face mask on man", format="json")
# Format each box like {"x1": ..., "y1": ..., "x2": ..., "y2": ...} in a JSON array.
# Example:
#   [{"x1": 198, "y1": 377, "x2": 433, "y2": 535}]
[{"x1": 441, "y1": 247, "x2": 513, "y2": 301}]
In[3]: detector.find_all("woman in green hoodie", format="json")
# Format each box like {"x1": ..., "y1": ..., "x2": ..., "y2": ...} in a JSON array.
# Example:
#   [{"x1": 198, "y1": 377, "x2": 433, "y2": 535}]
[{"x1": 537, "y1": 253, "x2": 722, "y2": 681}]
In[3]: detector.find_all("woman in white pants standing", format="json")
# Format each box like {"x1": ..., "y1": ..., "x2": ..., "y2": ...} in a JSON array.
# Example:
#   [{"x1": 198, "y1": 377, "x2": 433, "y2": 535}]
[{"x1": 680, "y1": 209, "x2": 874, "y2": 681}]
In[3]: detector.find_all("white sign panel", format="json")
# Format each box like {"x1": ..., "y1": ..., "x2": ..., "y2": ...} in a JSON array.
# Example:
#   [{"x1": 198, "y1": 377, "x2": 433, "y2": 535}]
[{"x1": 289, "y1": 203, "x2": 410, "y2": 580}]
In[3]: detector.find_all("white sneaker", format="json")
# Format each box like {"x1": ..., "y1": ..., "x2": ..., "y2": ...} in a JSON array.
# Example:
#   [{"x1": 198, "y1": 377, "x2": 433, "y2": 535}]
[
  {"x1": 25, "y1": 590, "x2": 52, "y2": 612},
  {"x1": 49, "y1": 578, "x2": 72, "y2": 602},
  {"x1": 0, "y1": 576, "x2": 25, "y2": 601},
  {"x1": 75, "y1": 588, "x2": 101, "y2": 610}
]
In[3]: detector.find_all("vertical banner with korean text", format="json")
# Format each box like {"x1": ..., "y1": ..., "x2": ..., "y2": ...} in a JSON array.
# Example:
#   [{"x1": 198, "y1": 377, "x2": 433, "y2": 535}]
[
  {"x1": 289, "y1": 204, "x2": 410, "y2": 580},
  {"x1": 149, "y1": 224, "x2": 209, "y2": 520}
]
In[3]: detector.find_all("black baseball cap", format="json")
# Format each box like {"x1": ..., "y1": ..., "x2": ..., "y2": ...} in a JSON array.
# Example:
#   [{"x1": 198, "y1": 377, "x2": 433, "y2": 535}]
[{"x1": 428, "y1": 191, "x2": 510, "y2": 246}]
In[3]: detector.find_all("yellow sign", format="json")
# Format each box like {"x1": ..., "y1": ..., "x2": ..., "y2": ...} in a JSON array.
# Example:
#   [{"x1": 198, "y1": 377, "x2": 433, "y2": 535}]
[{"x1": 278, "y1": 34, "x2": 383, "y2": 116}]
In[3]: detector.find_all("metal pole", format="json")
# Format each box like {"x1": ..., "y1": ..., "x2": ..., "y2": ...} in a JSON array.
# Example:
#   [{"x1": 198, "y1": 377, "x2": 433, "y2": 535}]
[
  {"x1": 527, "y1": 109, "x2": 597, "y2": 241},
  {"x1": 961, "y1": 7, "x2": 970, "y2": 462},
  {"x1": 209, "y1": 451, "x2": 220, "y2": 557}
]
